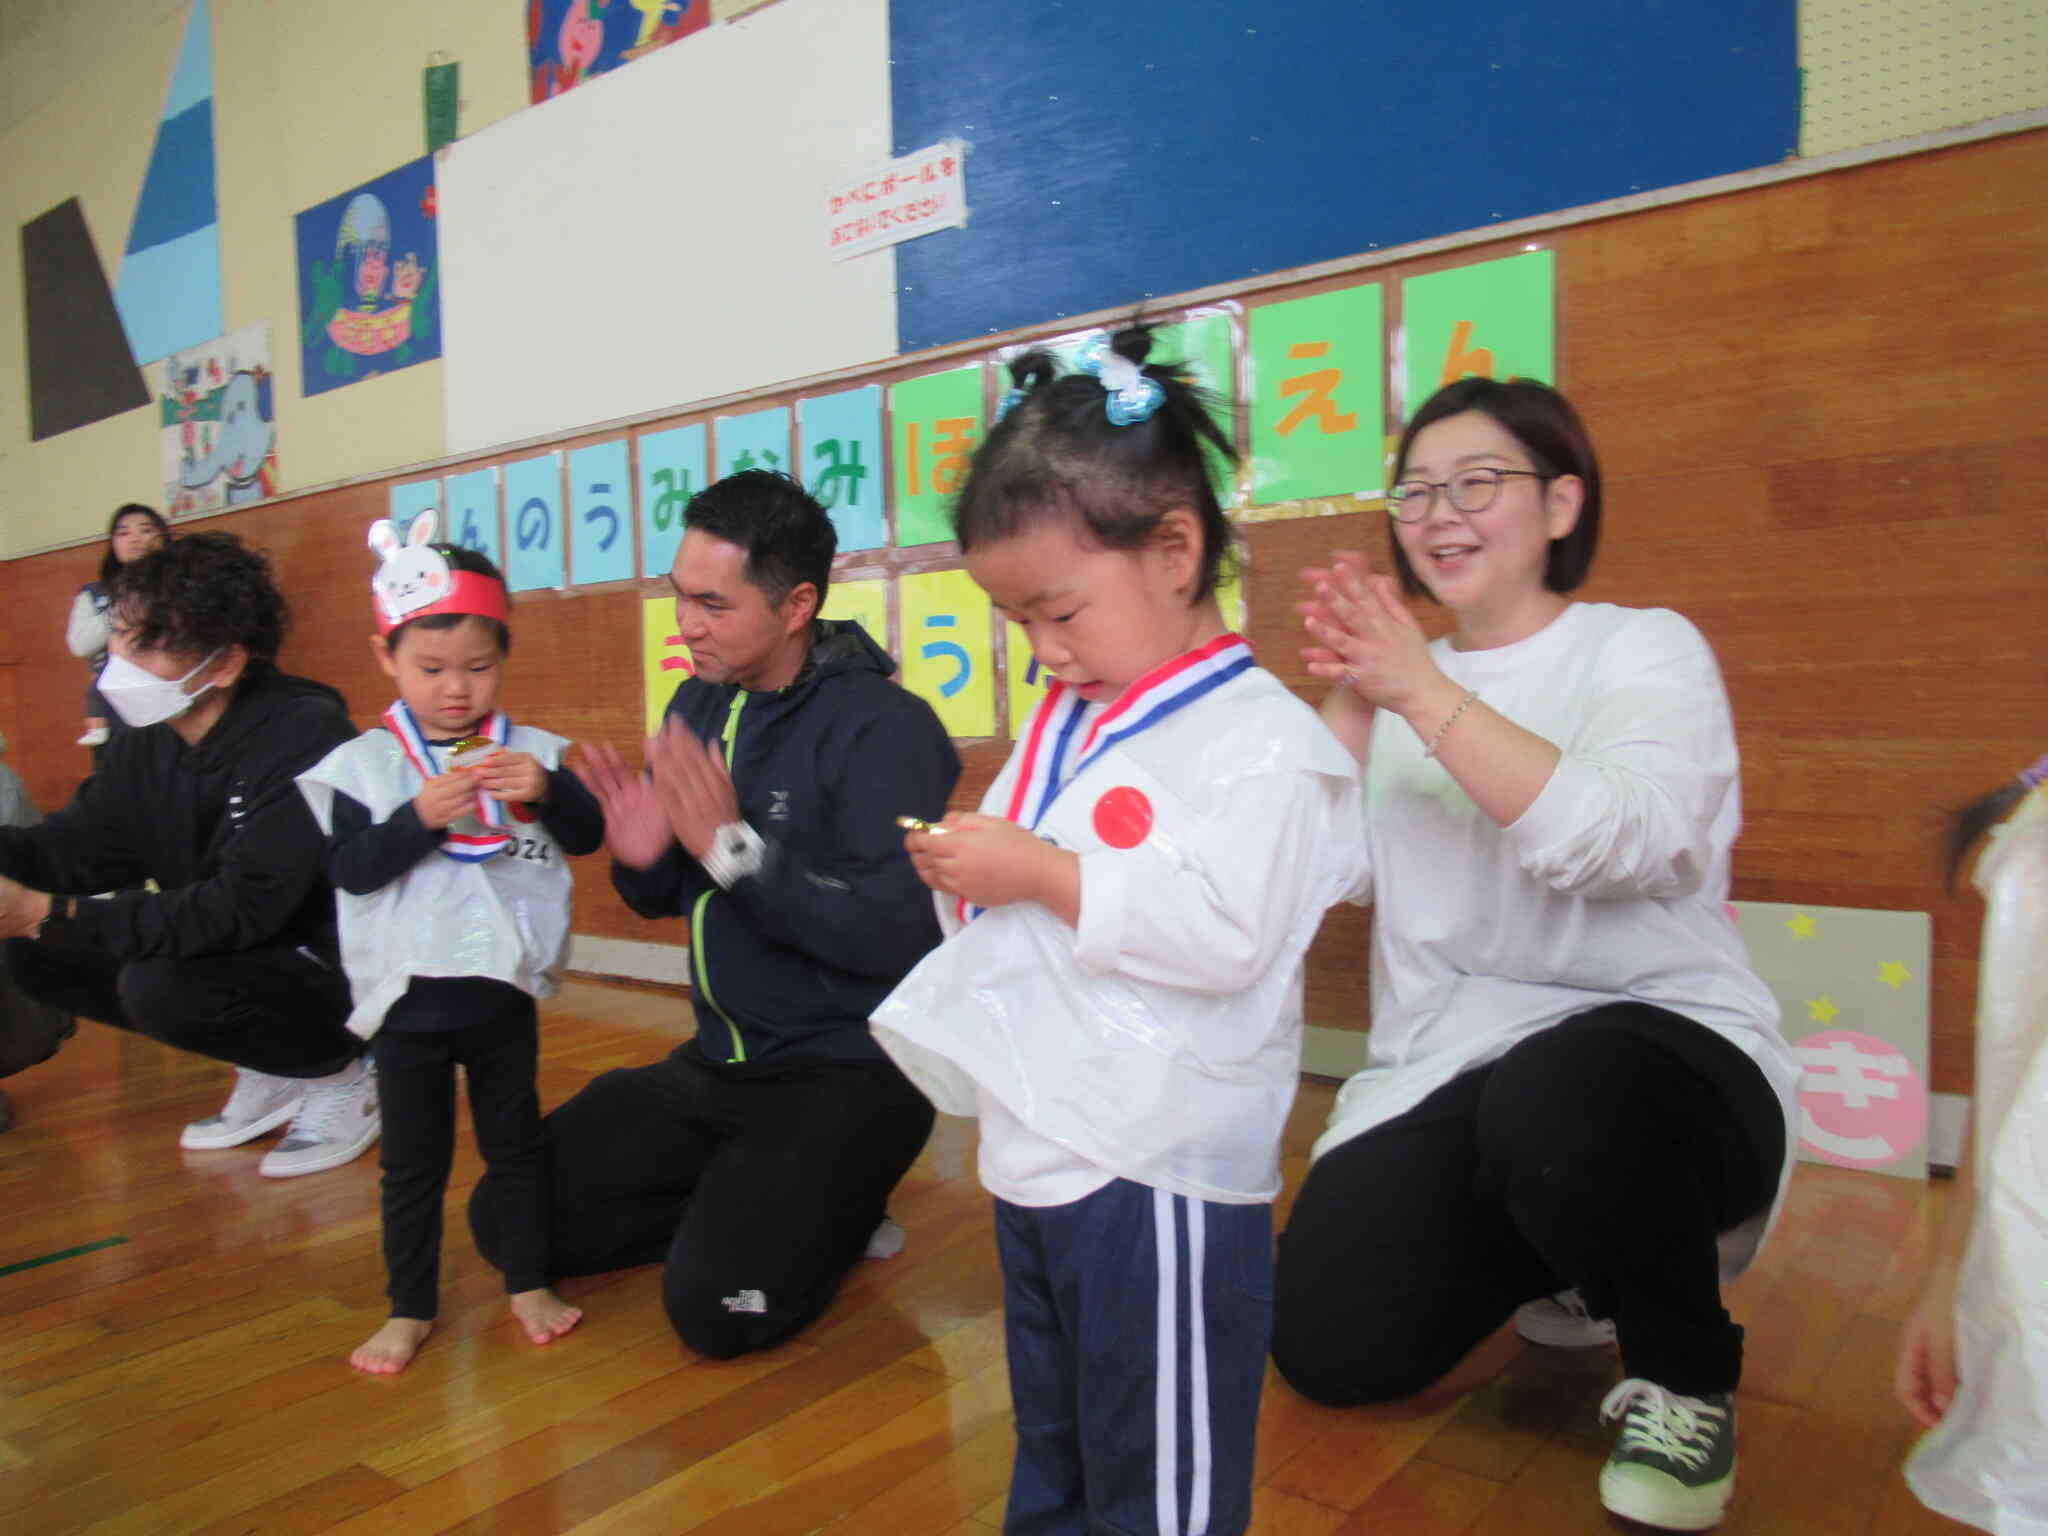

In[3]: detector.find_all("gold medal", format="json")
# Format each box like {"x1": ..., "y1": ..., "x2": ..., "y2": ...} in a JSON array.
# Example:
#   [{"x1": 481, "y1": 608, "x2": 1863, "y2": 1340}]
[{"x1": 448, "y1": 734, "x2": 497, "y2": 770}]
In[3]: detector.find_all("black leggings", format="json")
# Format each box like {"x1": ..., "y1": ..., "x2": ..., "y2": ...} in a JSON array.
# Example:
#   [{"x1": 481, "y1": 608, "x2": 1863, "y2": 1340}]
[
  {"x1": 373, "y1": 978, "x2": 549, "y2": 1319},
  {"x1": 470, "y1": 1045, "x2": 935, "y2": 1359},
  {"x1": 1272, "y1": 1004, "x2": 1785, "y2": 1403}
]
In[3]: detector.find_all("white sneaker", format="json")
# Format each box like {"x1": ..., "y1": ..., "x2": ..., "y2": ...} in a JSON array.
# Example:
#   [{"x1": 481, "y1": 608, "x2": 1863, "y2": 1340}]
[
  {"x1": 180, "y1": 1068, "x2": 305, "y2": 1150},
  {"x1": 77, "y1": 726, "x2": 110, "y2": 747},
  {"x1": 259, "y1": 1059, "x2": 380, "y2": 1178},
  {"x1": 864, "y1": 1214, "x2": 906, "y2": 1259},
  {"x1": 1515, "y1": 1288, "x2": 1617, "y2": 1348}
]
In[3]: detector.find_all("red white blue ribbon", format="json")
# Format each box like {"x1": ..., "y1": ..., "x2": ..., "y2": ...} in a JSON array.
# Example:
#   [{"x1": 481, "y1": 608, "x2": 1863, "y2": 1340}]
[
  {"x1": 381, "y1": 701, "x2": 513, "y2": 862},
  {"x1": 958, "y1": 633, "x2": 1254, "y2": 923}
]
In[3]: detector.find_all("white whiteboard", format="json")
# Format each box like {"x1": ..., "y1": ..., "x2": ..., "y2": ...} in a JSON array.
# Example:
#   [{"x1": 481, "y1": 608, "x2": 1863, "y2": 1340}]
[{"x1": 439, "y1": 0, "x2": 897, "y2": 456}]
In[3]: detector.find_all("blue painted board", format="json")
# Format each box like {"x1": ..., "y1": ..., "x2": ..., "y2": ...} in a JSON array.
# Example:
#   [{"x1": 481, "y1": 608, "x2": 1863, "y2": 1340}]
[
  {"x1": 638, "y1": 423, "x2": 705, "y2": 578},
  {"x1": 889, "y1": 1, "x2": 1796, "y2": 351}
]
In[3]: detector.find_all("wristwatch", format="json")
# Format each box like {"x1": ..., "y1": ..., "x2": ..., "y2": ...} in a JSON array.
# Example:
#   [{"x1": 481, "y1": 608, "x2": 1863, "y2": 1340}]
[{"x1": 703, "y1": 820, "x2": 767, "y2": 889}]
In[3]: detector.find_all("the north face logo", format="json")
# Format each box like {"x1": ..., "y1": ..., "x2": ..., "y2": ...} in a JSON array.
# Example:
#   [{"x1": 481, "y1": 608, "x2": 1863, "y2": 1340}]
[{"x1": 721, "y1": 1288, "x2": 768, "y2": 1315}]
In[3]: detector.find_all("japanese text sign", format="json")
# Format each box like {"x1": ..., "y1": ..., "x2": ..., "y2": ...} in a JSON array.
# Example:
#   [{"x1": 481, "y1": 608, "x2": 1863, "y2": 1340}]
[
  {"x1": 800, "y1": 386, "x2": 886, "y2": 553},
  {"x1": 1401, "y1": 250, "x2": 1556, "y2": 416},
  {"x1": 639, "y1": 423, "x2": 706, "y2": 579},
  {"x1": 570, "y1": 440, "x2": 633, "y2": 586},
  {"x1": 827, "y1": 139, "x2": 967, "y2": 261},
  {"x1": 900, "y1": 568, "x2": 993, "y2": 738},
  {"x1": 1249, "y1": 285, "x2": 1384, "y2": 507},
  {"x1": 891, "y1": 366, "x2": 983, "y2": 547}
]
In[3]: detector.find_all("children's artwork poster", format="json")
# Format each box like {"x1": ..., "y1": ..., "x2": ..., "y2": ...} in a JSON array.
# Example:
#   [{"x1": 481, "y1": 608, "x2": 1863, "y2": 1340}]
[
  {"x1": 891, "y1": 366, "x2": 983, "y2": 547},
  {"x1": 1733, "y1": 901, "x2": 1932, "y2": 1181},
  {"x1": 503, "y1": 451, "x2": 566, "y2": 592},
  {"x1": 388, "y1": 478, "x2": 442, "y2": 540},
  {"x1": 899, "y1": 568, "x2": 994, "y2": 738},
  {"x1": 638, "y1": 423, "x2": 705, "y2": 578},
  {"x1": 152, "y1": 324, "x2": 278, "y2": 514},
  {"x1": 642, "y1": 594, "x2": 692, "y2": 735},
  {"x1": 821, "y1": 578, "x2": 889, "y2": 654},
  {"x1": 799, "y1": 387, "x2": 885, "y2": 554},
  {"x1": 528, "y1": 0, "x2": 711, "y2": 106},
  {"x1": 1401, "y1": 250, "x2": 1556, "y2": 418},
  {"x1": 569, "y1": 440, "x2": 634, "y2": 586},
  {"x1": 445, "y1": 466, "x2": 504, "y2": 568},
  {"x1": 715, "y1": 407, "x2": 792, "y2": 481},
  {"x1": 1248, "y1": 284, "x2": 1383, "y2": 510},
  {"x1": 294, "y1": 157, "x2": 441, "y2": 398}
]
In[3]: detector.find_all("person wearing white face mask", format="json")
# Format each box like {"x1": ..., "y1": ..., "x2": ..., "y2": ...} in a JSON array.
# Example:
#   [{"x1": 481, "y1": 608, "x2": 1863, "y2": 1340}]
[{"x1": 0, "y1": 532, "x2": 380, "y2": 1178}]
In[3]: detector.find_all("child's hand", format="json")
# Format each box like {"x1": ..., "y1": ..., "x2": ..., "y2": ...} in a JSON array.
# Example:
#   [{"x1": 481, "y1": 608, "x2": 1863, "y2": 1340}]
[
  {"x1": 906, "y1": 813, "x2": 1073, "y2": 912},
  {"x1": 471, "y1": 750, "x2": 546, "y2": 805},
  {"x1": 414, "y1": 771, "x2": 477, "y2": 831}
]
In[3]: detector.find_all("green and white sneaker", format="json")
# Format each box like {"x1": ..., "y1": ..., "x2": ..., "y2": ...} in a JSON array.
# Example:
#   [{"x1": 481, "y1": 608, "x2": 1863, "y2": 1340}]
[{"x1": 1598, "y1": 1378, "x2": 1736, "y2": 1530}]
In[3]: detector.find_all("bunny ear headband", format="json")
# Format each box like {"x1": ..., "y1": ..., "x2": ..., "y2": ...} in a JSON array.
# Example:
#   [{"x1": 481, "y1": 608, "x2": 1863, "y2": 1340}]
[{"x1": 367, "y1": 511, "x2": 510, "y2": 636}]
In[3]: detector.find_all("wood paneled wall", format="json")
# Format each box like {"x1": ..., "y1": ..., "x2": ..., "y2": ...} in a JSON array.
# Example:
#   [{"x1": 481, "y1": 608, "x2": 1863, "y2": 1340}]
[{"x1": 3, "y1": 131, "x2": 2040, "y2": 1093}]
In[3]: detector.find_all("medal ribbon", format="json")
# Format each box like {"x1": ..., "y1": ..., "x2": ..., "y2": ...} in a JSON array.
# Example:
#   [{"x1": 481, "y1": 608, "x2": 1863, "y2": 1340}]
[
  {"x1": 958, "y1": 633, "x2": 1254, "y2": 923},
  {"x1": 382, "y1": 701, "x2": 513, "y2": 862}
]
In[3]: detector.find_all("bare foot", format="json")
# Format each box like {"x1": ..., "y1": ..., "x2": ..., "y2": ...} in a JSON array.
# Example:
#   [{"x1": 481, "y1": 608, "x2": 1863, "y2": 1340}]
[
  {"x1": 350, "y1": 1317, "x2": 433, "y2": 1374},
  {"x1": 510, "y1": 1287, "x2": 583, "y2": 1345}
]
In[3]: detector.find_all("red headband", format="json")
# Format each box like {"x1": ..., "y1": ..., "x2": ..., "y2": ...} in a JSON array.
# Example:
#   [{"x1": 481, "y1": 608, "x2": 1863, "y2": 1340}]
[{"x1": 374, "y1": 569, "x2": 511, "y2": 637}]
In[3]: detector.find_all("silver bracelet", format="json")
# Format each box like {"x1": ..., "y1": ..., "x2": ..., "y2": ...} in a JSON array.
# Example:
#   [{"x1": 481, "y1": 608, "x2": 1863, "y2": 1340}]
[{"x1": 1424, "y1": 689, "x2": 1479, "y2": 759}]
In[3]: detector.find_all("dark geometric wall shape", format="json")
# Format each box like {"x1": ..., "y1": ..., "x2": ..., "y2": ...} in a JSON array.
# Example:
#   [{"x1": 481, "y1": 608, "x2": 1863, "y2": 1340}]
[{"x1": 21, "y1": 198, "x2": 150, "y2": 441}]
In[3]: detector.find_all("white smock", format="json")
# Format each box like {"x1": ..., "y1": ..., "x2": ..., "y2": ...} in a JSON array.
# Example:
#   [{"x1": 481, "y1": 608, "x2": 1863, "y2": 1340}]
[
  {"x1": 1906, "y1": 785, "x2": 2048, "y2": 1534},
  {"x1": 1313, "y1": 603, "x2": 1799, "y2": 1277},
  {"x1": 871, "y1": 665, "x2": 1361, "y2": 1206},
  {"x1": 298, "y1": 726, "x2": 575, "y2": 1039}
]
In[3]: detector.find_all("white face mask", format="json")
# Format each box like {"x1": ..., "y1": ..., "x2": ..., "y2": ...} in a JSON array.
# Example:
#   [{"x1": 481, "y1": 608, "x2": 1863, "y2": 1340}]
[{"x1": 99, "y1": 648, "x2": 223, "y2": 728}]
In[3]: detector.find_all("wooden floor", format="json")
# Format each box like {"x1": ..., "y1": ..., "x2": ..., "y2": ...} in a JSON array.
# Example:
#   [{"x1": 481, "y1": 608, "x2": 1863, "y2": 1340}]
[{"x1": 0, "y1": 978, "x2": 1975, "y2": 1535}]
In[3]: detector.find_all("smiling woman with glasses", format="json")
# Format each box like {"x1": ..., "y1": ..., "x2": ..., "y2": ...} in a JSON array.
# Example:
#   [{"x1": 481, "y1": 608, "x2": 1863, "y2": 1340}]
[{"x1": 1278, "y1": 375, "x2": 1800, "y2": 1533}]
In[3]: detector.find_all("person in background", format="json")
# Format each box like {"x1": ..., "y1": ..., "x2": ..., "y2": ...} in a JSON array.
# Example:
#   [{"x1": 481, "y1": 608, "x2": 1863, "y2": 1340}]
[
  {"x1": 472, "y1": 469, "x2": 959, "y2": 1359},
  {"x1": 1894, "y1": 753, "x2": 2048, "y2": 1531},
  {"x1": 874, "y1": 328, "x2": 1362, "y2": 1536},
  {"x1": 0, "y1": 531, "x2": 378, "y2": 1178},
  {"x1": 67, "y1": 504, "x2": 171, "y2": 748},
  {"x1": 0, "y1": 729, "x2": 72, "y2": 1134},
  {"x1": 299, "y1": 526, "x2": 602, "y2": 1375},
  {"x1": 1274, "y1": 377, "x2": 1798, "y2": 1532}
]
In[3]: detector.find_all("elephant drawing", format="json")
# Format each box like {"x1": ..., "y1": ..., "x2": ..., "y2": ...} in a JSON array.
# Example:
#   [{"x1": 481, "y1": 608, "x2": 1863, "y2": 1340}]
[{"x1": 179, "y1": 370, "x2": 275, "y2": 505}]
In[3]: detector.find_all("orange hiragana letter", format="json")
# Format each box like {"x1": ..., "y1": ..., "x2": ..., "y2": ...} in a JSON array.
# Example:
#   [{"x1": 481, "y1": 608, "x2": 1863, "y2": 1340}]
[
  {"x1": 1438, "y1": 319, "x2": 1495, "y2": 387},
  {"x1": 1276, "y1": 342, "x2": 1358, "y2": 437}
]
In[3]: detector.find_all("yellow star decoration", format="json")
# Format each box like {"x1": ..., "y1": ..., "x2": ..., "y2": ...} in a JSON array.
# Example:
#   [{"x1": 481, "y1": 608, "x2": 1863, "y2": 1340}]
[
  {"x1": 1786, "y1": 913, "x2": 1817, "y2": 939},
  {"x1": 1806, "y1": 995, "x2": 1840, "y2": 1025},
  {"x1": 1879, "y1": 960, "x2": 1911, "y2": 990}
]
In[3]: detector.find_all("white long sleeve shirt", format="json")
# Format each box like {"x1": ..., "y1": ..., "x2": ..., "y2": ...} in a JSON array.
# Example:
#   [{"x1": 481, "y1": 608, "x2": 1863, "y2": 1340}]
[
  {"x1": 1316, "y1": 603, "x2": 1799, "y2": 1264},
  {"x1": 872, "y1": 664, "x2": 1362, "y2": 1207}
]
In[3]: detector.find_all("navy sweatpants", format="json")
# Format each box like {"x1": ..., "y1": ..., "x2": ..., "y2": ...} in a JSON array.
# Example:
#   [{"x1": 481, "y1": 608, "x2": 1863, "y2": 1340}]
[{"x1": 996, "y1": 1180, "x2": 1273, "y2": 1536}]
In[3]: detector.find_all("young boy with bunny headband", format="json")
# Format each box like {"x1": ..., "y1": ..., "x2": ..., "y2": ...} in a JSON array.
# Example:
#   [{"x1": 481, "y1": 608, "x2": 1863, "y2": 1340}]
[{"x1": 297, "y1": 513, "x2": 604, "y2": 1374}]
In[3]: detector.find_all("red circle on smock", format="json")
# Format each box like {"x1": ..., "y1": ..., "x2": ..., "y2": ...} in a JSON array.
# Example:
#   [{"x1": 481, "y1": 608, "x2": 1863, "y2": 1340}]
[{"x1": 1092, "y1": 786, "x2": 1154, "y2": 849}]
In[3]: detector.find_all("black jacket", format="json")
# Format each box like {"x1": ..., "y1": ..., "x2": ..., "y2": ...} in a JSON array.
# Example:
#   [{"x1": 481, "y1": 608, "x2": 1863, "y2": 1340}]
[
  {"x1": 614, "y1": 619, "x2": 960, "y2": 1066},
  {"x1": 0, "y1": 663, "x2": 355, "y2": 962}
]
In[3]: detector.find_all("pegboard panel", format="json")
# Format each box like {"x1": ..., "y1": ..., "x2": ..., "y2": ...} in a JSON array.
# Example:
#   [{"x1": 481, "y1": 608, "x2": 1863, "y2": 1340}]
[{"x1": 1802, "y1": 0, "x2": 2048, "y2": 156}]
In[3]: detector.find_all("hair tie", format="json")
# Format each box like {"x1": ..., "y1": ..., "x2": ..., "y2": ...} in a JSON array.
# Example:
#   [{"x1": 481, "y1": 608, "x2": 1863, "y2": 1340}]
[
  {"x1": 2021, "y1": 751, "x2": 2048, "y2": 791},
  {"x1": 996, "y1": 385, "x2": 1028, "y2": 423},
  {"x1": 1075, "y1": 337, "x2": 1164, "y2": 426}
]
